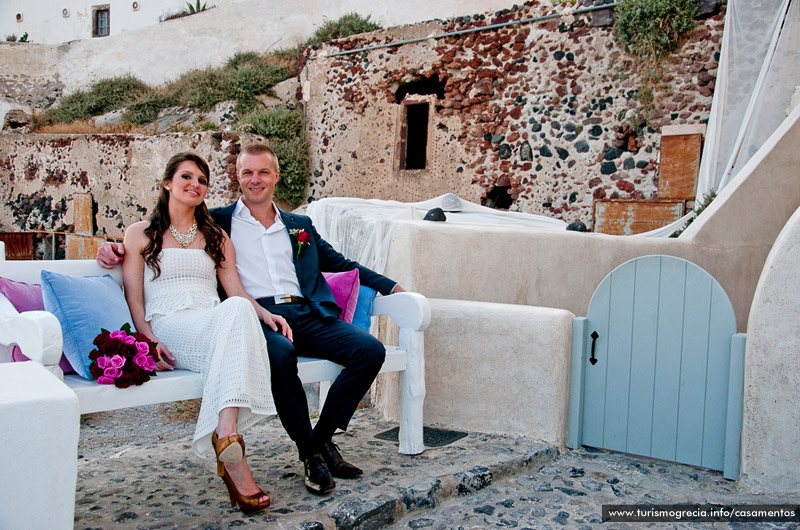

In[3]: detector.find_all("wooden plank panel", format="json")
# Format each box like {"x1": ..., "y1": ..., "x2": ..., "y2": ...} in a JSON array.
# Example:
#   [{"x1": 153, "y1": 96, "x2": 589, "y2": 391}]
[
  {"x1": 650, "y1": 258, "x2": 687, "y2": 462},
  {"x1": 700, "y1": 285, "x2": 738, "y2": 469},
  {"x1": 593, "y1": 200, "x2": 685, "y2": 235},
  {"x1": 626, "y1": 256, "x2": 661, "y2": 456},
  {"x1": 0, "y1": 232, "x2": 34, "y2": 260},
  {"x1": 602, "y1": 264, "x2": 636, "y2": 451},
  {"x1": 675, "y1": 268, "x2": 713, "y2": 466},
  {"x1": 658, "y1": 133, "x2": 702, "y2": 200},
  {"x1": 582, "y1": 277, "x2": 612, "y2": 448}
]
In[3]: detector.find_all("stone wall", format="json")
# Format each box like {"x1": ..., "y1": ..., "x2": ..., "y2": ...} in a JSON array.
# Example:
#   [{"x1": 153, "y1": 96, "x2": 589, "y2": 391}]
[
  {"x1": 0, "y1": 132, "x2": 265, "y2": 237},
  {"x1": 302, "y1": 1, "x2": 724, "y2": 227}
]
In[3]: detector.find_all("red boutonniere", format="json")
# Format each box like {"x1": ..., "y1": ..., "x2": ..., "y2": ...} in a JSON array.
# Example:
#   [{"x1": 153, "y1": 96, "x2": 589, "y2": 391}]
[{"x1": 289, "y1": 228, "x2": 312, "y2": 258}]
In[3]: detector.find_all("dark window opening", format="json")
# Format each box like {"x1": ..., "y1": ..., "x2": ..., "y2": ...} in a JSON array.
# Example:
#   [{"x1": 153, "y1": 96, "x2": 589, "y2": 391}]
[
  {"x1": 401, "y1": 103, "x2": 429, "y2": 170},
  {"x1": 93, "y1": 6, "x2": 110, "y2": 37},
  {"x1": 395, "y1": 75, "x2": 446, "y2": 104},
  {"x1": 482, "y1": 186, "x2": 513, "y2": 209}
]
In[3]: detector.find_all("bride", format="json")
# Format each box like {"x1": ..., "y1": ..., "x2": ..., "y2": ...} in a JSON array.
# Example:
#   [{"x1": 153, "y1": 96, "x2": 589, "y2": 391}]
[{"x1": 122, "y1": 151, "x2": 291, "y2": 514}]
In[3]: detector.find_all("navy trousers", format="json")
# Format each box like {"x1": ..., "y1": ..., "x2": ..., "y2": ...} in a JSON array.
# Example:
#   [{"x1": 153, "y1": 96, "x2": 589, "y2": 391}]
[{"x1": 257, "y1": 301, "x2": 385, "y2": 459}]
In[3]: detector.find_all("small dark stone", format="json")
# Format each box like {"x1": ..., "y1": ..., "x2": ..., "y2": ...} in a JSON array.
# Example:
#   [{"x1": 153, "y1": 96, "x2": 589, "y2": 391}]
[
  {"x1": 539, "y1": 146, "x2": 553, "y2": 157},
  {"x1": 553, "y1": 511, "x2": 570, "y2": 525},
  {"x1": 575, "y1": 140, "x2": 590, "y2": 153},
  {"x1": 556, "y1": 147, "x2": 569, "y2": 160},
  {"x1": 531, "y1": 123, "x2": 542, "y2": 132},
  {"x1": 589, "y1": 125, "x2": 603, "y2": 137},
  {"x1": 498, "y1": 144, "x2": 512, "y2": 159},
  {"x1": 115, "y1": 512, "x2": 137, "y2": 522},
  {"x1": 600, "y1": 161, "x2": 617, "y2": 175},
  {"x1": 408, "y1": 519, "x2": 435, "y2": 529},
  {"x1": 568, "y1": 192, "x2": 579, "y2": 204},
  {"x1": 498, "y1": 499, "x2": 515, "y2": 508},
  {"x1": 519, "y1": 141, "x2": 533, "y2": 161},
  {"x1": 566, "y1": 221, "x2": 587, "y2": 232},
  {"x1": 497, "y1": 520, "x2": 518, "y2": 528},
  {"x1": 606, "y1": 477, "x2": 620, "y2": 484},
  {"x1": 566, "y1": 52, "x2": 574, "y2": 61},
  {"x1": 553, "y1": 50, "x2": 566, "y2": 60},
  {"x1": 542, "y1": 202, "x2": 552, "y2": 208},
  {"x1": 564, "y1": 122, "x2": 576, "y2": 132},
  {"x1": 535, "y1": 164, "x2": 543, "y2": 171},
  {"x1": 423, "y1": 207, "x2": 447, "y2": 221},
  {"x1": 484, "y1": 133, "x2": 493, "y2": 141},
  {"x1": 555, "y1": 487, "x2": 586, "y2": 496},
  {"x1": 335, "y1": 164, "x2": 342, "y2": 171},
  {"x1": 604, "y1": 147, "x2": 623, "y2": 160},
  {"x1": 623, "y1": 157, "x2": 635, "y2": 169},
  {"x1": 564, "y1": 134, "x2": 577, "y2": 141},
  {"x1": 636, "y1": 160, "x2": 648, "y2": 169},
  {"x1": 570, "y1": 467, "x2": 585, "y2": 477},
  {"x1": 491, "y1": 135, "x2": 505, "y2": 143},
  {"x1": 551, "y1": 120, "x2": 561, "y2": 130},
  {"x1": 474, "y1": 505, "x2": 495, "y2": 515}
]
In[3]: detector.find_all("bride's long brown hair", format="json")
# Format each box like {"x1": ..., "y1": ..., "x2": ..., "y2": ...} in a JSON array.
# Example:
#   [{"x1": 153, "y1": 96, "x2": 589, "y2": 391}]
[{"x1": 143, "y1": 152, "x2": 225, "y2": 278}]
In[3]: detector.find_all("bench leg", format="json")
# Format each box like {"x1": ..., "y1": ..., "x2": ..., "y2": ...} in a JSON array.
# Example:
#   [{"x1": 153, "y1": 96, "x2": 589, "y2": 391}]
[
  {"x1": 398, "y1": 329, "x2": 425, "y2": 454},
  {"x1": 319, "y1": 380, "x2": 331, "y2": 411}
]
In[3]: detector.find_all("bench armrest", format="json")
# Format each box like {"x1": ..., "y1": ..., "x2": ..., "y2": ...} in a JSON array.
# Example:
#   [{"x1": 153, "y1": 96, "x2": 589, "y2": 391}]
[
  {"x1": 0, "y1": 310, "x2": 64, "y2": 368},
  {"x1": 370, "y1": 292, "x2": 431, "y2": 331}
]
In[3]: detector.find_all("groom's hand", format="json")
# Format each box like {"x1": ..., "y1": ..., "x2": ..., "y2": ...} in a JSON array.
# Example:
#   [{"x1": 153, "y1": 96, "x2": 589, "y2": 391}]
[{"x1": 97, "y1": 242, "x2": 125, "y2": 269}]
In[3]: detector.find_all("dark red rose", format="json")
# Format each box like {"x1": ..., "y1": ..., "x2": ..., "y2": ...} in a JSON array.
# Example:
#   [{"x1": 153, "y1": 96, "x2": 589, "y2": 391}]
[{"x1": 297, "y1": 231, "x2": 312, "y2": 244}]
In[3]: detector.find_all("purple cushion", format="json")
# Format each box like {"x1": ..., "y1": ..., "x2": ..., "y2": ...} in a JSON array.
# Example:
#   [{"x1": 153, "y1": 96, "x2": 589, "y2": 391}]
[
  {"x1": 323, "y1": 269, "x2": 360, "y2": 323},
  {"x1": 0, "y1": 276, "x2": 75, "y2": 374}
]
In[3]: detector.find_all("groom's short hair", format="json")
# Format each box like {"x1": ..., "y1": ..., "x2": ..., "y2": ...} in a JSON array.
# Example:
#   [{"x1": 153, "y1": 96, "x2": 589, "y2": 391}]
[{"x1": 237, "y1": 144, "x2": 279, "y2": 172}]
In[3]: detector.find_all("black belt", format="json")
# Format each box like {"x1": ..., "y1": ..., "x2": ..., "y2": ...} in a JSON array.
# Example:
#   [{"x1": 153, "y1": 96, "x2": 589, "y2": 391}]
[{"x1": 257, "y1": 294, "x2": 308, "y2": 306}]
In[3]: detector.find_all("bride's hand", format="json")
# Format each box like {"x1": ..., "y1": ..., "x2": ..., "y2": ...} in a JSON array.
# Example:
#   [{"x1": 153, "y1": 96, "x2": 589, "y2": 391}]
[
  {"x1": 258, "y1": 308, "x2": 293, "y2": 342},
  {"x1": 155, "y1": 342, "x2": 176, "y2": 371}
]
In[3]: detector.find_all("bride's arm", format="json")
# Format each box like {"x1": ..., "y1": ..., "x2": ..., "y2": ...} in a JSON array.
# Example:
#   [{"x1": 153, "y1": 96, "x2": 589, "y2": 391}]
[
  {"x1": 122, "y1": 222, "x2": 175, "y2": 370},
  {"x1": 217, "y1": 233, "x2": 293, "y2": 341}
]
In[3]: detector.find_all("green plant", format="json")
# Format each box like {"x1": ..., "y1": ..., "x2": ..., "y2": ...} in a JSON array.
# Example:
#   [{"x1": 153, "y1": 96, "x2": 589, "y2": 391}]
[
  {"x1": 45, "y1": 75, "x2": 149, "y2": 123},
  {"x1": 198, "y1": 120, "x2": 219, "y2": 131},
  {"x1": 122, "y1": 94, "x2": 176, "y2": 125},
  {"x1": 305, "y1": 12, "x2": 382, "y2": 46},
  {"x1": 614, "y1": 0, "x2": 696, "y2": 113},
  {"x1": 18, "y1": 32, "x2": 28, "y2": 42},
  {"x1": 5, "y1": 34, "x2": 16, "y2": 42},
  {"x1": 236, "y1": 107, "x2": 302, "y2": 139},
  {"x1": 186, "y1": 0, "x2": 207, "y2": 14},
  {"x1": 671, "y1": 189, "x2": 716, "y2": 237},
  {"x1": 272, "y1": 136, "x2": 310, "y2": 208}
]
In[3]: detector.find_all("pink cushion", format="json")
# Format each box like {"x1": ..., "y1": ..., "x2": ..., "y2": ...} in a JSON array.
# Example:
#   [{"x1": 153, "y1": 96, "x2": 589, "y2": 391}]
[
  {"x1": 0, "y1": 276, "x2": 75, "y2": 374},
  {"x1": 323, "y1": 269, "x2": 360, "y2": 323}
]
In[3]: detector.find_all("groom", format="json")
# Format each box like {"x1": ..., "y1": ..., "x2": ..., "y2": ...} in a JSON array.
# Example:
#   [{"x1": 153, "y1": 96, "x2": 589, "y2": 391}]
[{"x1": 98, "y1": 144, "x2": 405, "y2": 495}]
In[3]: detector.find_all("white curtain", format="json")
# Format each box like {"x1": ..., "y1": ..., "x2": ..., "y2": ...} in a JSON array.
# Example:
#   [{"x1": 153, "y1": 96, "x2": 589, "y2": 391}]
[{"x1": 639, "y1": 0, "x2": 799, "y2": 237}]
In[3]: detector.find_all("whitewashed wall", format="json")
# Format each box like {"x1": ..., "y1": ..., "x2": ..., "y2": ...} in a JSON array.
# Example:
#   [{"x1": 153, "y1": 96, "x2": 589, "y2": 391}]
[{"x1": 0, "y1": 0, "x2": 513, "y2": 45}]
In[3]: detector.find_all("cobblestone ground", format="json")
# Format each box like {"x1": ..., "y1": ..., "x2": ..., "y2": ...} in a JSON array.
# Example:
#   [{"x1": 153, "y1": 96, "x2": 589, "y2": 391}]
[{"x1": 387, "y1": 448, "x2": 800, "y2": 530}]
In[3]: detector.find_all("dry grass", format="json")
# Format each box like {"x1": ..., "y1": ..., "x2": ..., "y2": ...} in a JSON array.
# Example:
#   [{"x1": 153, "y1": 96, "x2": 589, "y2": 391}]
[
  {"x1": 32, "y1": 118, "x2": 156, "y2": 135},
  {"x1": 158, "y1": 399, "x2": 202, "y2": 423}
]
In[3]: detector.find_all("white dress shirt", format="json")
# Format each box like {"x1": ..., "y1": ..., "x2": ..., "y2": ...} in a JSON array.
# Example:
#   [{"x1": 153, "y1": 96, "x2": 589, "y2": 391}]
[{"x1": 230, "y1": 199, "x2": 302, "y2": 299}]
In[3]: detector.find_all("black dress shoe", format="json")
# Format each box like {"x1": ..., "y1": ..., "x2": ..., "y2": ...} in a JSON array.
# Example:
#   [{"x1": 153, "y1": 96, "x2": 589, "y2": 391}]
[
  {"x1": 320, "y1": 441, "x2": 363, "y2": 479},
  {"x1": 303, "y1": 453, "x2": 335, "y2": 495}
]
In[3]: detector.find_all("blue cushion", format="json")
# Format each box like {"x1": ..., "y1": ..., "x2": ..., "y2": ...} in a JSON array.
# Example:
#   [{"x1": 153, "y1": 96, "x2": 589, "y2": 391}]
[
  {"x1": 41, "y1": 271, "x2": 133, "y2": 380},
  {"x1": 352, "y1": 285, "x2": 378, "y2": 333}
]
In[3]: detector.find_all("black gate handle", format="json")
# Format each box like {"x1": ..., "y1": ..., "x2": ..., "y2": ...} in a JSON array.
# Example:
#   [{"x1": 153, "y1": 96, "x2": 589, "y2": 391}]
[{"x1": 590, "y1": 331, "x2": 599, "y2": 365}]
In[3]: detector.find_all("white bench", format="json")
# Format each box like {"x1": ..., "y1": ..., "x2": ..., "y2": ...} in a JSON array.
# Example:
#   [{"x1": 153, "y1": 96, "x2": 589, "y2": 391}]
[{"x1": 0, "y1": 243, "x2": 430, "y2": 455}]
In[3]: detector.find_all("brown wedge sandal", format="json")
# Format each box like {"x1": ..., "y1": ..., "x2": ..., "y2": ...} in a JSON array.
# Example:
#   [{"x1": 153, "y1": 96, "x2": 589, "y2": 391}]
[{"x1": 212, "y1": 432, "x2": 270, "y2": 514}]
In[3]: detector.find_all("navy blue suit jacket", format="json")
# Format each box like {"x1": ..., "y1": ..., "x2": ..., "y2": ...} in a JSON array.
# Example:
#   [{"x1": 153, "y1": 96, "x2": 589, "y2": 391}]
[{"x1": 211, "y1": 203, "x2": 397, "y2": 320}]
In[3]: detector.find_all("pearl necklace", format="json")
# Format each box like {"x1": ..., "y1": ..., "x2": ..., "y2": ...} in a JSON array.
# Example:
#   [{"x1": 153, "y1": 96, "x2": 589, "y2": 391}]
[{"x1": 169, "y1": 222, "x2": 198, "y2": 247}]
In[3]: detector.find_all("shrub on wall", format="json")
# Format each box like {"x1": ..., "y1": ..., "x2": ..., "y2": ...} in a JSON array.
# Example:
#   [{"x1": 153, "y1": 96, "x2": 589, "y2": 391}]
[
  {"x1": 305, "y1": 12, "x2": 382, "y2": 46},
  {"x1": 237, "y1": 107, "x2": 308, "y2": 208},
  {"x1": 614, "y1": 0, "x2": 697, "y2": 108},
  {"x1": 44, "y1": 75, "x2": 149, "y2": 123}
]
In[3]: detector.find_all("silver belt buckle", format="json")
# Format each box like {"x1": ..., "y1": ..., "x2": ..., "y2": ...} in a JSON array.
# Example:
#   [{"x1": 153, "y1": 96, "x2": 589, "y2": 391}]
[{"x1": 278, "y1": 294, "x2": 292, "y2": 304}]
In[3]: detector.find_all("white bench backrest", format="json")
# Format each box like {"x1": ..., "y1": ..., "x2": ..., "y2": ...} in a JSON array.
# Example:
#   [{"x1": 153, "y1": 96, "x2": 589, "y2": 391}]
[{"x1": 0, "y1": 242, "x2": 122, "y2": 285}]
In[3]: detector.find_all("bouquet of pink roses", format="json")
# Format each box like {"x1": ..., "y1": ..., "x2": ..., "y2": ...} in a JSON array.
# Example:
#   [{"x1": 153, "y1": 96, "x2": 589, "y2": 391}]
[{"x1": 88, "y1": 323, "x2": 158, "y2": 388}]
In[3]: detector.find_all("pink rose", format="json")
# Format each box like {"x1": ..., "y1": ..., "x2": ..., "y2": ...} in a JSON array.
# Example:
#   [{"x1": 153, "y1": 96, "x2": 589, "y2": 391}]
[
  {"x1": 109, "y1": 330, "x2": 127, "y2": 340},
  {"x1": 109, "y1": 354, "x2": 125, "y2": 369},
  {"x1": 135, "y1": 341, "x2": 150, "y2": 355},
  {"x1": 123, "y1": 335, "x2": 136, "y2": 345},
  {"x1": 104, "y1": 366, "x2": 122, "y2": 379},
  {"x1": 96, "y1": 355, "x2": 110, "y2": 369},
  {"x1": 96, "y1": 376, "x2": 116, "y2": 385}
]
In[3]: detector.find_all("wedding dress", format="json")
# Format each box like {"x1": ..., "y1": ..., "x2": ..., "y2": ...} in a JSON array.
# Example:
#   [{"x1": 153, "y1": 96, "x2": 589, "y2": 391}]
[{"x1": 143, "y1": 248, "x2": 275, "y2": 457}]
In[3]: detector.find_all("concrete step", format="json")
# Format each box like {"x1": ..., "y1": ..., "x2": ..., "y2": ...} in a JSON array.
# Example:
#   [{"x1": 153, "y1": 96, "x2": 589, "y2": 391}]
[{"x1": 75, "y1": 406, "x2": 558, "y2": 529}]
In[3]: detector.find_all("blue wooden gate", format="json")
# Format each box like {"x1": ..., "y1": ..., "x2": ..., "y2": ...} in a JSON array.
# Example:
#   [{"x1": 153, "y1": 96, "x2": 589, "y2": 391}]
[{"x1": 567, "y1": 255, "x2": 746, "y2": 479}]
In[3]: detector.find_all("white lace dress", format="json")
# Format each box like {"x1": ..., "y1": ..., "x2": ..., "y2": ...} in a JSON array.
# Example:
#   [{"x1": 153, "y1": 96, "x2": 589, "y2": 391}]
[{"x1": 144, "y1": 248, "x2": 275, "y2": 458}]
